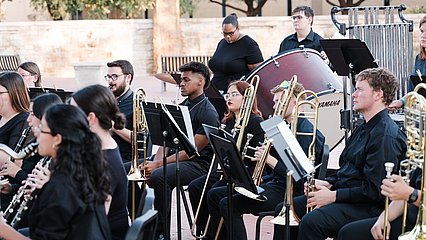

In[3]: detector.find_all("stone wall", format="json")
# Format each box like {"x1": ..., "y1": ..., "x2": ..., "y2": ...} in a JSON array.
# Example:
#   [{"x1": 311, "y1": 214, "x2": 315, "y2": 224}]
[{"x1": 0, "y1": 14, "x2": 423, "y2": 78}]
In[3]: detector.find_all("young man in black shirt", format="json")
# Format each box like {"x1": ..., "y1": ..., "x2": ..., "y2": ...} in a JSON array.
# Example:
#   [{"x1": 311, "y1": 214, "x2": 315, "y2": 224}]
[
  {"x1": 141, "y1": 62, "x2": 220, "y2": 239},
  {"x1": 290, "y1": 68, "x2": 407, "y2": 240}
]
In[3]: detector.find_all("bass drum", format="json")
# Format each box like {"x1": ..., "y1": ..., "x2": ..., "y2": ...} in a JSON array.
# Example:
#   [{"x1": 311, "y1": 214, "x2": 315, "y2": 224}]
[
  {"x1": 307, "y1": 90, "x2": 346, "y2": 150},
  {"x1": 245, "y1": 48, "x2": 342, "y2": 118}
]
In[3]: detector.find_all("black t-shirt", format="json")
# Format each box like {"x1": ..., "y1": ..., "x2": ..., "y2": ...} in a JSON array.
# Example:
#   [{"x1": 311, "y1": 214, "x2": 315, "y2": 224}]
[
  {"x1": 0, "y1": 112, "x2": 29, "y2": 149},
  {"x1": 278, "y1": 29, "x2": 324, "y2": 54},
  {"x1": 103, "y1": 148, "x2": 129, "y2": 240},
  {"x1": 209, "y1": 35, "x2": 264, "y2": 92},
  {"x1": 113, "y1": 89, "x2": 133, "y2": 162}
]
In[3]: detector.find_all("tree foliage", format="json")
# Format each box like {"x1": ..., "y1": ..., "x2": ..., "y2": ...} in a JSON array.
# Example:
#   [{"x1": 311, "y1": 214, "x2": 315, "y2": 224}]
[
  {"x1": 325, "y1": 0, "x2": 366, "y2": 8},
  {"x1": 209, "y1": 0, "x2": 269, "y2": 17},
  {"x1": 30, "y1": 0, "x2": 155, "y2": 20}
]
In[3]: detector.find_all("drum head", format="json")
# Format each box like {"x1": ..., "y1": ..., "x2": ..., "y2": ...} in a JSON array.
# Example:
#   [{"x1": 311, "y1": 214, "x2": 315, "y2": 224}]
[
  {"x1": 306, "y1": 90, "x2": 347, "y2": 150},
  {"x1": 246, "y1": 49, "x2": 342, "y2": 118}
]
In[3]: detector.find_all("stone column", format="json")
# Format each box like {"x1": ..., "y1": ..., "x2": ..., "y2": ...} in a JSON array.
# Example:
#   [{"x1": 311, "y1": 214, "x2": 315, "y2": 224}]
[{"x1": 153, "y1": 0, "x2": 180, "y2": 73}]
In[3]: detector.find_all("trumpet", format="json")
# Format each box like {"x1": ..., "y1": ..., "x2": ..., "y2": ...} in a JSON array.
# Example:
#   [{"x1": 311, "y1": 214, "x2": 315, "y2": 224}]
[
  {"x1": 399, "y1": 84, "x2": 426, "y2": 239},
  {"x1": 383, "y1": 162, "x2": 395, "y2": 238},
  {"x1": 271, "y1": 88, "x2": 319, "y2": 225},
  {"x1": 128, "y1": 88, "x2": 148, "y2": 222}
]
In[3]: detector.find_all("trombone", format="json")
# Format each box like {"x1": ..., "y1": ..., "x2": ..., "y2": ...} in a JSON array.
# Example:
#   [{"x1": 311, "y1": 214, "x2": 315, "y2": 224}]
[
  {"x1": 191, "y1": 76, "x2": 260, "y2": 239},
  {"x1": 271, "y1": 89, "x2": 320, "y2": 225},
  {"x1": 398, "y1": 84, "x2": 426, "y2": 239},
  {"x1": 128, "y1": 88, "x2": 148, "y2": 222}
]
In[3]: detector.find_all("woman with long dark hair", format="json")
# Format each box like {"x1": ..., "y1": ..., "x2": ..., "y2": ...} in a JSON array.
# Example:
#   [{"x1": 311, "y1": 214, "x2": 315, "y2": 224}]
[{"x1": 0, "y1": 104, "x2": 111, "y2": 239}]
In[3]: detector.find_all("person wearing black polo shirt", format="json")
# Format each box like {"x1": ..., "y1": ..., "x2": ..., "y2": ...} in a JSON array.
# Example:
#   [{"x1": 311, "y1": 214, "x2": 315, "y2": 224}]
[
  {"x1": 105, "y1": 59, "x2": 135, "y2": 165},
  {"x1": 141, "y1": 62, "x2": 220, "y2": 239},
  {"x1": 290, "y1": 68, "x2": 407, "y2": 240},
  {"x1": 278, "y1": 5, "x2": 327, "y2": 61}
]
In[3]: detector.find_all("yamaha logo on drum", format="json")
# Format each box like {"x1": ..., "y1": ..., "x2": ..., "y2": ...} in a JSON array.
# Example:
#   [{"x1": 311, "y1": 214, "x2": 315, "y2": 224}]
[{"x1": 318, "y1": 100, "x2": 341, "y2": 108}]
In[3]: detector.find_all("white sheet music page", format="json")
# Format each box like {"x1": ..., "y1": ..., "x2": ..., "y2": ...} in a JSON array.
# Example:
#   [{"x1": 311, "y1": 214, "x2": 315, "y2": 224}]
[
  {"x1": 180, "y1": 105, "x2": 195, "y2": 146},
  {"x1": 276, "y1": 121, "x2": 315, "y2": 174}
]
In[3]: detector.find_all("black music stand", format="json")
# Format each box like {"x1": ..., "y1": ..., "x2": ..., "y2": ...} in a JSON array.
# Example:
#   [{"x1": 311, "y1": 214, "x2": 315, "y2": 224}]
[
  {"x1": 207, "y1": 130, "x2": 266, "y2": 240},
  {"x1": 261, "y1": 116, "x2": 315, "y2": 239},
  {"x1": 28, "y1": 87, "x2": 73, "y2": 102},
  {"x1": 144, "y1": 102, "x2": 197, "y2": 240},
  {"x1": 320, "y1": 39, "x2": 377, "y2": 137}
]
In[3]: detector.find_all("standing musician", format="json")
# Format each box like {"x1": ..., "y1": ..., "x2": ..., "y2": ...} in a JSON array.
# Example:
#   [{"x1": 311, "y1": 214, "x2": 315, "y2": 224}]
[
  {"x1": 0, "y1": 93, "x2": 62, "y2": 225},
  {"x1": 278, "y1": 5, "x2": 326, "y2": 61},
  {"x1": 208, "y1": 13, "x2": 264, "y2": 119},
  {"x1": 0, "y1": 72, "x2": 31, "y2": 210},
  {"x1": 337, "y1": 168, "x2": 421, "y2": 240},
  {"x1": 141, "y1": 61, "x2": 220, "y2": 239},
  {"x1": 187, "y1": 80, "x2": 265, "y2": 239},
  {"x1": 289, "y1": 68, "x2": 406, "y2": 240},
  {"x1": 0, "y1": 105, "x2": 111, "y2": 239},
  {"x1": 207, "y1": 81, "x2": 325, "y2": 240},
  {"x1": 70, "y1": 85, "x2": 129, "y2": 240},
  {"x1": 389, "y1": 16, "x2": 426, "y2": 110}
]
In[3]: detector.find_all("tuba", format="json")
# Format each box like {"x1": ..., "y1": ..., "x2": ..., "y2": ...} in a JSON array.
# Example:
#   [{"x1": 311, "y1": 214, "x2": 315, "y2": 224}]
[
  {"x1": 398, "y1": 84, "x2": 426, "y2": 239},
  {"x1": 128, "y1": 88, "x2": 148, "y2": 222},
  {"x1": 270, "y1": 89, "x2": 319, "y2": 225}
]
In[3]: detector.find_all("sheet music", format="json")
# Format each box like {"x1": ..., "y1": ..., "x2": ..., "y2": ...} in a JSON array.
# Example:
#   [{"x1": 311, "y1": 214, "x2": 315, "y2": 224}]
[
  {"x1": 180, "y1": 106, "x2": 195, "y2": 146},
  {"x1": 160, "y1": 104, "x2": 195, "y2": 146},
  {"x1": 276, "y1": 121, "x2": 314, "y2": 175}
]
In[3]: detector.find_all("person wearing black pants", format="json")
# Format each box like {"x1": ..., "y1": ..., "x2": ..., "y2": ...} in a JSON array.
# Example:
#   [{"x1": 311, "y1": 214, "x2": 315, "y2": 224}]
[
  {"x1": 207, "y1": 81, "x2": 325, "y2": 240},
  {"x1": 285, "y1": 68, "x2": 407, "y2": 240}
]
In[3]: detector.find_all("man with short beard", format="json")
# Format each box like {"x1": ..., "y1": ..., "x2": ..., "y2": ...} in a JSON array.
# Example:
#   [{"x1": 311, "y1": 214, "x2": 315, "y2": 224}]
[{"x1": 105, "y1": 60, "x2": 135, "y2": 164}]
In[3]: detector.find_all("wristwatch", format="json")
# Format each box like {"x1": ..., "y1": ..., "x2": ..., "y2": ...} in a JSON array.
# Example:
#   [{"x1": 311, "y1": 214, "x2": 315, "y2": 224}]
[{"x1": 408, "y1": 189, "x2": 418, "y2": 204}]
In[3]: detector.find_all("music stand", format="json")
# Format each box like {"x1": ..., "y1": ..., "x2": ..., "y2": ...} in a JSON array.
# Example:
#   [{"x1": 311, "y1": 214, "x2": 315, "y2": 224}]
[
  {"x1": 320, "y1": 39, "x2": 377, "y2": 138},
  {"x1": 143, "y1": 102, "x2": 197, "y2": 240},
  {"x1": 208, "y1": 131, "x2": 266, "y2": 240}
]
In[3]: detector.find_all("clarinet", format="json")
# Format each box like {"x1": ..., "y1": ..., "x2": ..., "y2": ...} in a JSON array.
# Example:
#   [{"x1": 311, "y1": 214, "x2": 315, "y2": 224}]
[
  {"x1": 4, "y1": 157, "x2": 51, "y2": 227},
  {"x1": 10, "y1": 127, "x2": 31, "y2": 162}
]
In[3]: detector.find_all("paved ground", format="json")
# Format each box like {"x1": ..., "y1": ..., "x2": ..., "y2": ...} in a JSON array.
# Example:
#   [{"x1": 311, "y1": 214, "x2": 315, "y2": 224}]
[{"x1": 44, "y1": 75, "x2": 341, "y2": 240}]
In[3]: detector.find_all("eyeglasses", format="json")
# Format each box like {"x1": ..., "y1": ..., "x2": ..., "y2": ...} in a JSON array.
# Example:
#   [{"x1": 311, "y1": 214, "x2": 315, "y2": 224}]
[
  {"x1": 223, "y1": 92, "x2": 241, "y2": 101},
  {"x1": 35, "y1": 124, "x2": 52, "y2": 135},
  {"x1": 104, "y1": 74, "x2": 126, "y2": 82},
  {"x1": 222, "y1": 28, "x2": 238, "y2": 37},
  {"x1": 20, "y1": 74, "x2": 35, "y2": 78},
  {"x1": 291, "y1": 15, "x2": 306, "y2": 20}
]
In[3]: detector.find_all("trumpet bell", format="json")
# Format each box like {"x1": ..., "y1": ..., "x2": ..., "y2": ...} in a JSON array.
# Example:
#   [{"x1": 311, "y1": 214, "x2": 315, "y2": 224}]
[{"x1": 269, "y1": 210, "x2": 299, "y2": 226}]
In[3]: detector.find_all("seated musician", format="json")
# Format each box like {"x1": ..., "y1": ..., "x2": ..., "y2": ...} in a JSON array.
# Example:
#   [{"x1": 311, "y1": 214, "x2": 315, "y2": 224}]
[
  {"x1": 17, "y1": 62, "x2": 42, "y2": 88},
  {"x1": 288, "y1": 68, "x2": 407, "y2": 240},
  {"x1": 337, "y1": 168, "x2": 421, "y2": 240},
  {"x1": 187, "y1": 80, "x2": 265, "y2": 239},
  {"x1": 207, "y1": 81, "x2": 325, "y2": 240},
  {"x1": 0, "y1": 93, "x2": 62, "y2": 226},
  {"x1": 0, "y1": 105, "x2": 111, "y2": 239},
  {"x1": 140, "y1": 61, "x2": 220, "y2": 239},
  {"x1": 0, "y1": 72, "x2": 31, "y2": 210}
]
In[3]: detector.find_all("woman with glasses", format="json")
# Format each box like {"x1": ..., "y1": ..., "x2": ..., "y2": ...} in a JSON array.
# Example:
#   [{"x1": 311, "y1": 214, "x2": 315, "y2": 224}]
[
  {"x1": 70, "y1": 84, "x2": 129, "y2": 240},
  {"x1": 0, "y1": 72, "x2": 31, "y2": 208},
  {"x1": 0, "y1": 104, "x2": 111, "y2": 239},
  {"x1": 188, "y1": 80, "x2": 265, "y2": 239},
  {"x1": 0, "y1": 93, "x2": 62, "y2": 216},
  {"x1": 208, "y1": 13, "x2": 264, "y2": 119},
  {"x1": 17, "y1": 62, "x2": 42, "y2": 88}
]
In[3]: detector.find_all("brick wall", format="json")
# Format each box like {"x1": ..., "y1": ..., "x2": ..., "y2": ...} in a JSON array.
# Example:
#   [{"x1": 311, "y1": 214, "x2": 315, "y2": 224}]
[{"x1": 0, "y1": 14, "x2": 423, "y2": 78}]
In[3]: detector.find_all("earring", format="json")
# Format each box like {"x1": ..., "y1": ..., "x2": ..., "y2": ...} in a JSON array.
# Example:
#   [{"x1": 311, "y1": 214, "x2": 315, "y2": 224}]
[{"x1": 52, "y1": 144, "x2": 57, "y2": 149}]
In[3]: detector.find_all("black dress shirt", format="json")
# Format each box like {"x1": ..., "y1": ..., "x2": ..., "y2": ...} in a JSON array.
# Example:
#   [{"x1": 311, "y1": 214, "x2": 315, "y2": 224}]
[
  {"x1": 278, "y1": 29, "x2": 324, "y2": 54},
  {"x1": 113, "y1": 89, "x2": 133, "y2": 162},
  {"x1": 326, "y1": 109, "x2": 406, "y2": 207}
]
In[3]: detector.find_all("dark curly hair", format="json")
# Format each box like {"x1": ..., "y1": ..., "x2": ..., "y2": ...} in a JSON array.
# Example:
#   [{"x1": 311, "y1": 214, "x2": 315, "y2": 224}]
[
  {"x1": 45, "y1": 104, "x2": 110, "y2": 204},
  {"x1": 179, "y1": 61, "x2": 211, "y2": 89},
  {"x1": 355, "y1": 68, "x2": 399, "y2": 105},
  {"x1": 222, "y1": 80, "x2": 262, "y2": 124},
  {"x1": 71, "y1": 84, "x2": 126, "y2": 131}
]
